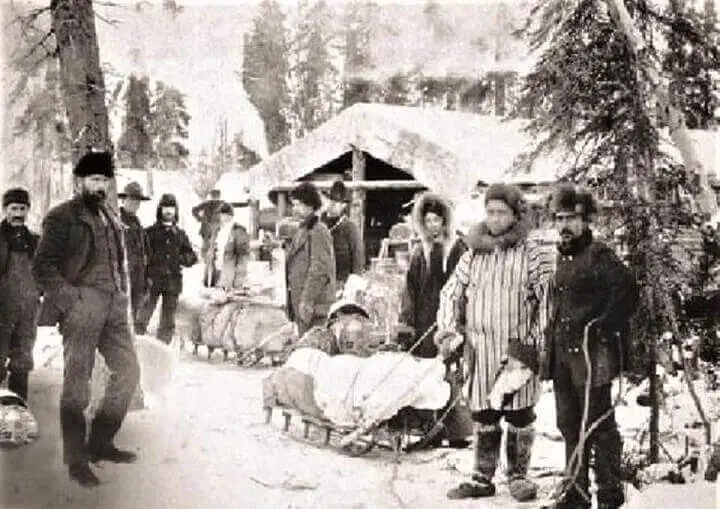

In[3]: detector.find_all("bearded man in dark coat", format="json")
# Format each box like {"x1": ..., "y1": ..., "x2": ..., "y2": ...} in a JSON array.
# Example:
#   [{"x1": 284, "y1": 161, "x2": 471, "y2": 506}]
[
  {"x1": 32, "y1": 152, "x2": 141, "y2": 487},
  {"x1": 321, "y1": 181, "x2": 364, "y2": 291},
  {"x1": 543, "y1": 185, "x2": 639, "y2": 509},
  {"x1": 0, "y1": 187, "x2": 40, "y2": 402}
]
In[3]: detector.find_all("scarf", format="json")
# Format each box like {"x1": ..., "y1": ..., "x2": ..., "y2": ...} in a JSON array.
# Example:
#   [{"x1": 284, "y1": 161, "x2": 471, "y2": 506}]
[{"x1": 465, "y1": 219, "x2": 529, "y2": 254}]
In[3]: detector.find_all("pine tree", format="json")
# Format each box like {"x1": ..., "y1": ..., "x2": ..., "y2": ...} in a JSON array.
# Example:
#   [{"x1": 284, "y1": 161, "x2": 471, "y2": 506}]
[
  {"x1": 242, "y1": 0, "x2": 291, "y2": 153},
  {"x1": 287, "y1": 0, "x2": 343, "y2": 138},
  {"x1": 148, "y1": 81, "x2": 191, "y2": 170},
  {"x1": 341, "y1": 0, "x2": 376, "y2": 107},
  {"x1": 117, "y1": 74, "x2": 152, "y2": 168},
  {"x1": 518, "y1": 0, "x2": 718, "y2": 464}
]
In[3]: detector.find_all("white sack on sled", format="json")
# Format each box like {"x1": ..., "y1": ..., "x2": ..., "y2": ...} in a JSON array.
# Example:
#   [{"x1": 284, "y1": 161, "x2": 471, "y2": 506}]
[
  {"x1": 310, "y1": 351, "x2": 451, "y2": 427},
  {"x1": 285, "y1": 347, "x2": 329, "y2": 376}
]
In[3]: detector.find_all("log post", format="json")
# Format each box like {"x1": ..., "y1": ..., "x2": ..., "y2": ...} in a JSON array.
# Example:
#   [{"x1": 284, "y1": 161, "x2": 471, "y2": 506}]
[
  {"x1": 248, "y1": 199, "x2": 260, "y2": 239},
  {"x1": 277, "y1": 192, "x2": 288, "y2": 218},
  {"x1": 350, "y1": 146, "x2": 366, "y2": 246}
]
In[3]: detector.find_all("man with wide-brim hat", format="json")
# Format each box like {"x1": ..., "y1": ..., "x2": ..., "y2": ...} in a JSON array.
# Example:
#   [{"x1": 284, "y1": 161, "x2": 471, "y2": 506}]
[
  {"x1": 321, "y1": 180, "x2": 364, "y2": 290},
  {"x1": 117, "y1": 181, "x2": 150, "y2": 332},
  {"x1": 33, "y1": 150, "x2": 141, "y2": 487}
]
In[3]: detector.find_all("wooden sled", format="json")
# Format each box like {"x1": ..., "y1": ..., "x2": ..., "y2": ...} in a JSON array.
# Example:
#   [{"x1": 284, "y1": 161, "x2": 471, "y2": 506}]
[{"x1": 263, "y1": 403, "x2": 437, "y2": 461}]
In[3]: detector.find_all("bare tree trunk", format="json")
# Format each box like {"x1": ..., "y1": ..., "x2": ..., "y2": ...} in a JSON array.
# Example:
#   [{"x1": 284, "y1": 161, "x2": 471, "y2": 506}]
[
  {"x1": 605, "y1": 0, "x2": 718, "y2": 218},
  {"x1": 50, "y1": 0, "x2": 117, "y2": 209}
]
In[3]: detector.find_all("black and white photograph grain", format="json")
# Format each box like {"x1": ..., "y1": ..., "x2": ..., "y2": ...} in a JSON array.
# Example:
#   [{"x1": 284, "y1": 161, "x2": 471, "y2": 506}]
[{"x1": 0, "y1": 0, "x2": 719, "y2": 507}]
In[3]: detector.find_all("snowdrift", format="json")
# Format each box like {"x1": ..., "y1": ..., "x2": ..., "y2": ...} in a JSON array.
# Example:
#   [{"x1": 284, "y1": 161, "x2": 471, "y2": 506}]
[{"x1": 264, "y1": 348, "x2": 450, "y2": 427}]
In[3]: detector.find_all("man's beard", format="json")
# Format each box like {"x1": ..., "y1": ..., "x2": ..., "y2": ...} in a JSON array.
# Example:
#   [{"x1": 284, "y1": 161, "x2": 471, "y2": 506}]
[
  {"x1": 81, "y1": 190, "x2": 106, "y2": 210},
  {"x1": 7, "y1": 217, "x2": 25, "y2": 227},
  {"x1": 162, "y1": 213, "x2": 176, "y2": 223}
]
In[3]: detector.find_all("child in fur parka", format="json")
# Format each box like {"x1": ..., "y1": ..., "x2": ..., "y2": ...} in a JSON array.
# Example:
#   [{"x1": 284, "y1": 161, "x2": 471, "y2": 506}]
[{"x1": 398, "y1": 191, "x2": 473, "y2": 448}]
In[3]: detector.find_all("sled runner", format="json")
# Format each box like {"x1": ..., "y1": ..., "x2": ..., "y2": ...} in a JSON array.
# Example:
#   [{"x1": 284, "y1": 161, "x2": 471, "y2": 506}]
[{"x1": 262, "y1": 347, "x2": 456, "y2": 459}]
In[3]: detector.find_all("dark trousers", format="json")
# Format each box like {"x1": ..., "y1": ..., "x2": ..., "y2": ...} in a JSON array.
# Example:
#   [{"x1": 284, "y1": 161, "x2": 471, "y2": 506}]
[
  {"x1": 138, "y1": 290, "x2": 180, "y2": 344},
  {"x1": 0, "y1": 299, "x2": 38, "y2": 381},
  {"x1": 473, "y1": 407, "x2": 536, "y2": 427},
  {"x1": 59, "y1": 288, "x2": 140, "y2": 464},
  {"x1": 554, "y1": 366, "x2": 624, "y2": 507},
  {"x1": 128, "y1": 271, "x2": 146, "y2": 333}
]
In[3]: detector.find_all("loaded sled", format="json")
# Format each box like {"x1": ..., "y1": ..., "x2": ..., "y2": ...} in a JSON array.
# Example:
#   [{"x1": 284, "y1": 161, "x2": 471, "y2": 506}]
[
  {"x1": 262, "y1": 345, "x2": 467, "y2": 459},
  {"x1": 187, "y1": 288, "x2": 292, "y2": 366}
]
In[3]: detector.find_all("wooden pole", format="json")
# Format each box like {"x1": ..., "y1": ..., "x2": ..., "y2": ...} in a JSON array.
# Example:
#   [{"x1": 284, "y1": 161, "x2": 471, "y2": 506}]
[
  {"x1": 351, "y1": 146, "x2": 366, "y2": 244},
  {"x1": 277, "y1": 192, "x2": 288, "y2": 218}
]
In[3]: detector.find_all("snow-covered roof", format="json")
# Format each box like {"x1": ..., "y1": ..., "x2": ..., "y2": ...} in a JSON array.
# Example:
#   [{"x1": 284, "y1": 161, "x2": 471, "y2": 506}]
[
  {"x1": 116, "y1": 169, "x2": 202, "y2": 247},
  {"x1": 214, "y1": 171, "x2": 251, "y2": 205},
  {"x1": 248, "y1": 103, "x2": 570, "y2": 201}
]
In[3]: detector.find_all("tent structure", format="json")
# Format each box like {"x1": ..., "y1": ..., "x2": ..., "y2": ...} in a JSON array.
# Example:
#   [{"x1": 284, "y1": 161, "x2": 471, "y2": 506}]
[{"x1": 248, "y1": 103, "x2": 568, "y2": 203}]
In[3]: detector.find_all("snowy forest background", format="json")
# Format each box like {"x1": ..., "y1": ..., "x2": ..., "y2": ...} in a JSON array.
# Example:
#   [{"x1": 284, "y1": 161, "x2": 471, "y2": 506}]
[{"x1": 0, "y1": 0, "x2": 718, "y2": 228}]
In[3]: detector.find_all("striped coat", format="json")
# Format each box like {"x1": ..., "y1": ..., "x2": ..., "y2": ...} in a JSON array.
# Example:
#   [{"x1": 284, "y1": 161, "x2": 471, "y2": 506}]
[{"x1": 437, "y1": 226, "x2": 554, "y2": 411}]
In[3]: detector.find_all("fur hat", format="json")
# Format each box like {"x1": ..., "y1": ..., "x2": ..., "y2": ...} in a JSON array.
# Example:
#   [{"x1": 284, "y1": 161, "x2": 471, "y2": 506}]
[
  {"x1": 484, "y1": 183, "x2": 525, "y2": 217},
  {"x1": 2, "y1": 187, "x2": 30, "y2": 208},
  {"x1": 326, "y1": 181, "x2": 350, "y2": 203},
  {"x1": 549, "y1": 184, "x2": 597, "y2": 220},
  {"x1": 290, "y1": 182, "x2": 322, "y2": 211},
  {"x1": 73, "y1": 151, "x2": 114, "y2": 178},
  {"x1": 158, "y1": 193, "x2": 178, "y2": 208},
  {"x1": 411, "y1": 192, "x2": 453, "y2": 242}
]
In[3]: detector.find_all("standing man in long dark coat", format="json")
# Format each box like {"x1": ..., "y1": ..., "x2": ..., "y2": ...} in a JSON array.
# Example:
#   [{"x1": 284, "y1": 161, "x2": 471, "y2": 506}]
[
  {"x1": 543, "y1": 185, "x2": 639, "y2": 509},
  {"x1": 118, "y1": 181, "x2": 150, "y2": 332},
  {"x1": 0, "y1": 188, "x2": 40, "y2": 402},
  {"x1": 398, "y1": 191, "x2": 471, "y2": 448},
  {"x1": 321, "y1": 181, "x2": 364, "y2": 291},
  {"x1": 285, "y1": 183, "x2": 336, "y2": 336},
  {"x1": 137, "y1": 193, "x2": 198, "y2": 344},
  {"x1": 32, "y1": 152, "x2": 141, "y2": 488}
]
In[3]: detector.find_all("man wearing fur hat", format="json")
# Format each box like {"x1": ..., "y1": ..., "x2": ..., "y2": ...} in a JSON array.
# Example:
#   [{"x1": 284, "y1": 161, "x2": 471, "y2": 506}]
[
  {"x1": 33, "y1": 152, "x2": 141, "y2": 487},
  {"x1": 0, "y1": 187, "x2": 40, "y2": 402},
  {"x1": 435, "y1": 183, "x2": 546, "y2": 502},
  {"x1": 137, "y1": 193, "x2": 198, "y2": 344},
  {"x1": 285, "y1": 182, "x2": 336, "y2": 336},
  {"x1": 321, "y1": 181, "x2": 364, "y2": 290},
  {"x1": 544, "y1": 184, "x2": 638, "y2": 509},
  {"x1": 397, "y1": 191, "x2": 472, "y2": 448},
  {"x1": 118, "y1": 181, "x2": 150, "y2": 331}
]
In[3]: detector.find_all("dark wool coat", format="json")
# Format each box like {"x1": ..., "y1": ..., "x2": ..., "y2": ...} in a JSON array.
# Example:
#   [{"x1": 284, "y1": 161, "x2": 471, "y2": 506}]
[
  {"x1": 544, "y1": 230, "x2": 639, "y2": 387},
  {"x1": 285, "y1": 214, "x2": 336, "y2": 329},
  {"x1": 120, "y1": 207, "x2": 147, "y2": 283},
  {"x1": 399, "y1": 192, "x2": 466, "y2": 358},
  {"x1": 145, "y1": 217, "x2": 198, "y2": 295},
  {"x1": 32, "y1": 196, "x2": 128, "y2": 326},
  {"x1": 0, "y1": 220, "x2": 39, "y2": 278},
  {"x1": 321, "y1": 213, "x2": 364, "y2": 287}
]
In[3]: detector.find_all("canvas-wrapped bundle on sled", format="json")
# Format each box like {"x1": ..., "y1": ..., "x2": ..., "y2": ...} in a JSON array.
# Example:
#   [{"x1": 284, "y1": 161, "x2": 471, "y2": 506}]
[
  {"x1": 188, "y1": 287, "x2": 291, "y2": 363},
  {"x1": 262, "y1": 347, "x2": 451, "y2": 454}
]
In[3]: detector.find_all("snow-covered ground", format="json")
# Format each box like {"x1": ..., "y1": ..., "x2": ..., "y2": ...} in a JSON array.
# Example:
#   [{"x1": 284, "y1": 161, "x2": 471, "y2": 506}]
[{"x1": 4, "y1": 266, "x2": 718, "y2": 509}]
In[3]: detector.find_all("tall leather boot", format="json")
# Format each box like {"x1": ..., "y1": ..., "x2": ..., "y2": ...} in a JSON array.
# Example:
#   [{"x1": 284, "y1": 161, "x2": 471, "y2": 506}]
[
  {"x1": 593, "y1": 428, "x2": 625, "y2": 509},
  {"x1": 553, "y1": 437, "x2": 591, "y2": 509},
  {"x1": 8, "y1": 372, "x2": 29, "y2": 402},
  {"x1": 506, "y1": 423, "x2": 539, "y2": 501},
  {"x1": 86, "y1": 412, "x2": 137, "y2": 463},
  {"x1": 447, "y1": 423, "x2": 502, "y2": 499}
]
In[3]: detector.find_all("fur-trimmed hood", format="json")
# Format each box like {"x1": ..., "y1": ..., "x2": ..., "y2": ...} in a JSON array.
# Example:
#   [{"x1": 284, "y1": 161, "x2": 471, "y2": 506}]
[{"x1": 411, "y1": 191, "x2": 457, "y2": 265}]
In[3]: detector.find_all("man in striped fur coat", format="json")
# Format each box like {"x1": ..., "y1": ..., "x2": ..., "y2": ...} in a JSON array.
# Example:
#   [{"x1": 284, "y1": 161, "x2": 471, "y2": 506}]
[{"x1": 435, "y1": 183, "x2": 547, "y2": 502}]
